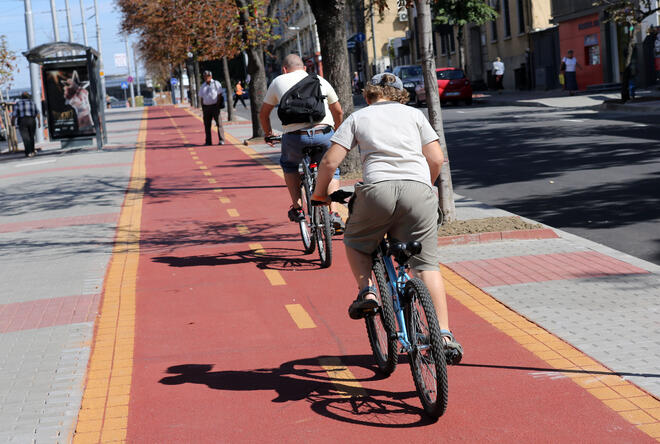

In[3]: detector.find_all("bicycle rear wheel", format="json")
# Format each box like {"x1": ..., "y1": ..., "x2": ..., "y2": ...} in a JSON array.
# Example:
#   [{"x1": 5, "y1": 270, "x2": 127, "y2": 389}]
[
  {"x1": 365, "y1": 258, "x2": 399, "y2": 375},
  {"x1": 299, "y1": 182, "x2": 315, "y2": 254},
  {"x1": 404, "y1": 278, "x2": 448, "y2": 419},
  {"x1": 313, "y1": 205, "x2": 332, "y2": 268}
]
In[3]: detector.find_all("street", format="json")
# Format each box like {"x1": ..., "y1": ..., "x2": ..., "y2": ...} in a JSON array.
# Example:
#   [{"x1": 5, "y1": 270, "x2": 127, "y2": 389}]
[{"x1": 440, "y1": 104, "x2": 660, "y2": 266}]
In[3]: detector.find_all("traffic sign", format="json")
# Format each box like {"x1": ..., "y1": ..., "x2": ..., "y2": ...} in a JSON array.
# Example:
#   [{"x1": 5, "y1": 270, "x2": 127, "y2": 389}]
[
  {"x1": 355, "y1": 32, "x2": 366, "y2": 42},
  {"x1": 170, "y1": 77, "x2": 178, "y2": 86},
  {"x1": 127, "y1": 76, "x2": 134, "y2": 83},
  {"x1": 121, "y1": 81, "x2": 128, "y2": 90}
]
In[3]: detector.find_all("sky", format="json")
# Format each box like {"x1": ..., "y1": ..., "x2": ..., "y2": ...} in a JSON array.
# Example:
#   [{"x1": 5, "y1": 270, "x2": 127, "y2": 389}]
[{"x1": 2, "y1": 0, "x2": 140, "y2": 90}]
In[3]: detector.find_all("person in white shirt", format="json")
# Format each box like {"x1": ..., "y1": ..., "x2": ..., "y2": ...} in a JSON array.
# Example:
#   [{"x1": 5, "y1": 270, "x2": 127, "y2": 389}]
[
  {"x1": 561, "y1": 50, "x2": 582, "y2": 95},
  {"x1": 493, "y1": 57, "x2": 505, "y2": 91},
  {"x1": 259, "y1": 54, "x2": 345, "y2": 231},
  {"x1": 198, "y1": 70, "x2": 225, "y2": 145},
  {"x1": 311, "y1": 73, "x2": 463, "y2": 363}
]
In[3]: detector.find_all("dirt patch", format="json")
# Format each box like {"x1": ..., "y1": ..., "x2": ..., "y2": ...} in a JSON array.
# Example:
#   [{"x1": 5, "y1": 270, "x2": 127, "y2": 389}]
[{"x1": 438, "y1": 216, "x2": 543, "y2": 236}]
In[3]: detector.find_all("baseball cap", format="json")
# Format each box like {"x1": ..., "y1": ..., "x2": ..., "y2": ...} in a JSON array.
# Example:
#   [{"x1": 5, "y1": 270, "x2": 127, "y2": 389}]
[{"x1": 370, "y1": 73, "x2": 403, "y2": 90}]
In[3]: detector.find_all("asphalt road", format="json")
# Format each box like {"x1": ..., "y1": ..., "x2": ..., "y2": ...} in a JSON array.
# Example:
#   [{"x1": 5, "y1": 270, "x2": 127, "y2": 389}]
[
  {"x1": 232, "y1": 99, "x2": 660, "y2": 266},
  {"x1": 439, "y1": 103, "x2": 660, "y2": 266}
]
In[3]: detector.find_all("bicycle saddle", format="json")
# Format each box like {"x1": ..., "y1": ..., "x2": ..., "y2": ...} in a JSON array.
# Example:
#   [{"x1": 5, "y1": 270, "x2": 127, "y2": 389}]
[{"x1": 387, "y1": 241, "x2": 422, "y2": 265}]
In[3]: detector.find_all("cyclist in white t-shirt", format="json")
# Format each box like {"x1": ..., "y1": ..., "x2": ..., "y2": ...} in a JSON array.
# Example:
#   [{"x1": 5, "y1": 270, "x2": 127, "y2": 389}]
[
  {"x1": 311, "y1": 73, "x2": 463, "y2": 360},
  {"x1": 259, "y1": 54, "x2": 345, "y2": 231}
]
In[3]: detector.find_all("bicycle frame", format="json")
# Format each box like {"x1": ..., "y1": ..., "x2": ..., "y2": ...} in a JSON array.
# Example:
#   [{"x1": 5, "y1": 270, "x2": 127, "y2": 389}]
[{"x1": 377, "y1": 243, "x2": 413, "y2": 353}]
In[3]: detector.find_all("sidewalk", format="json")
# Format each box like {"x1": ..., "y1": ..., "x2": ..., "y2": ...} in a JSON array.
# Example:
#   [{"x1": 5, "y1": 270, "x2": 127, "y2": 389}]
[{"x1": 474, "y1": 86, "x2": 660, "y2": 112}]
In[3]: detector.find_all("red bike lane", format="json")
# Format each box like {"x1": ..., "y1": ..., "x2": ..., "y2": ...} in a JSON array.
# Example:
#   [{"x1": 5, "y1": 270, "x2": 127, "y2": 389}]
[{"x1": 122, "y1": 106, "x2": 654, "y2": 442}]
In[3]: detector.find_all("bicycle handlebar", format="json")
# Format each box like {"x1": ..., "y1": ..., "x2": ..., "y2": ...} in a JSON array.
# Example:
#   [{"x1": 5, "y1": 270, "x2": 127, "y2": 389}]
[
  {"x1": 265, "y1": 135, "x2": 282, "y2": 144},
  {"x1": 311, "y1": 189, "x2": 353, "y2": 207}
]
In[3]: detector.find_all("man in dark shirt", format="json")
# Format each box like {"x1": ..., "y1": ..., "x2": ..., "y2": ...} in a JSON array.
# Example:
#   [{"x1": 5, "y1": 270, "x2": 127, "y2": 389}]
[{"x1": 11, "y1": 92, "x2": 41, "y2": 157}]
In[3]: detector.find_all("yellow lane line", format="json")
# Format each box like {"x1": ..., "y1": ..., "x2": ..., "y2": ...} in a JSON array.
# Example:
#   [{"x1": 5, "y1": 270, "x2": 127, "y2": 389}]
[
  {"x1": 203, "y1": 171, "x2": 212, "y2": 176},
  {"x1": 318, "y1": 357, "x2": 367, "y2": 398},
  {"x1": 227, "y1": 208, "x2": 239, "y2": 217},
  {"x1": 213, "y1": 188, "x2": 223, "y2": 193},
  {"x1": 199, "y1": 166, "x2": 208, "y2": 170},
  {"x1": 208, "y1": 178, "x2": 217, "y2": 184},
  {"x1": 263, "y1": 269, "x2": 286, "y2": 286},
  {"x1": 249, "y1": 243, "x2": 266, "y2": 255},
  {"x1": 441, "y1": 265, "x2": 660, "y2": 438},
  {"x1": 195, "y1": 160, "x2": 203, "y2": 165},
  {"x1": 285, "y1": 304, "x2": 317, "y2": 329},
  {"x1": 219, "y1": 197, "x2": 231, "y2": 204},
  {"x1": 192, "y1": 156, "x2": 199, "y2": 160},
  {"x1": 73, "y1": 108, "x2": 148, "y2": 443},
  {"x1": 236, "y1": 224, "x2": 250, "y2": 235}
]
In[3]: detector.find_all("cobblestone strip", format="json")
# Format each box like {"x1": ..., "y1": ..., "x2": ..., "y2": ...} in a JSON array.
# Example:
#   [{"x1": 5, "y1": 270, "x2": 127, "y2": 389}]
[
  {"x1": 441, "y1": 265, "x2": 660, "y2": 440},
  {"x1": 72, "y1": 109, "x2": 148, "y2": 443}
]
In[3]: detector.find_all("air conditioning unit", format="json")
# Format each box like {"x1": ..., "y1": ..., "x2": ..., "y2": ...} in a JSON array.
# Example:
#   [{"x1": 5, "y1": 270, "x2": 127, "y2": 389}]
[{"x1": 398, "y1": 10, "x2": 408, "y2": 22}]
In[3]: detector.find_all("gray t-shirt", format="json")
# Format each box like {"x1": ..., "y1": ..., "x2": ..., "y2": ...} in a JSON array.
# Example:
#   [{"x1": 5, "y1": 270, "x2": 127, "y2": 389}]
[{"x1": 331, "y1": 101, "x2": 440, "y2": 187}]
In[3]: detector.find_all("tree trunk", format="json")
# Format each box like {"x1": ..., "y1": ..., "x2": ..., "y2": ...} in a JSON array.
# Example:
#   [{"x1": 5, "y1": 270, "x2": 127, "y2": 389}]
[
  {"x1": 193, "y1": 56, "x2": 201, "y2": 108},
  {"x1": 235, "y1": 0, "x2": 267, "y2": 138},
  {"x1": 457, "y1": 25, "x2": 466, "y2": 72},
  {"x1": 223, "y1": 56, "x2": 235, "y2": 121},
  {"x1": 186, "y1": 62, "x2": 198, "y2": 107},
  {"x1": 307, "y1": 0, "x2": 360, "y2": 176},
  {"x1": 416, "y1": 0, "x2": 456, "y2": 222},
  {"x1": 178, "y1": 64, "x2": 186, "y2": 105}
]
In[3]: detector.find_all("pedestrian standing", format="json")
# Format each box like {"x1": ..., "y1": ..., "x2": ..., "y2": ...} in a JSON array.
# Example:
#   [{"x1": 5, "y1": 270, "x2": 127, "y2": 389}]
[
  {"x1": 233, "y1": 81, "x2": 247, "y2": 108},
  {"x1": 493, "y1": 57, "x2": 505, "y2": 92},
  {"x1": 198, "y1": 70, "x2": 225, "y2": 146},
  {"x1": 561, "y1": 50, "x2": 582, "y2": 96},
  {"x1": 11, "y1": 92, "x2": 41, "y2": 157}
]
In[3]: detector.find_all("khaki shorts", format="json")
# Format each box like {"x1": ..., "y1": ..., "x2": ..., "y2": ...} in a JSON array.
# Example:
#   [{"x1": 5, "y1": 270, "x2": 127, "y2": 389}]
[{"x1": 343, "y1": 180, "x2": 440, "y2": 271}]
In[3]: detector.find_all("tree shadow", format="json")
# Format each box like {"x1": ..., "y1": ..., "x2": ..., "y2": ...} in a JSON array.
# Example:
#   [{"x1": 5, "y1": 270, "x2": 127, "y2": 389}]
[{"x1": 159, "y1": 355, "x2": 435, "y2": 428}]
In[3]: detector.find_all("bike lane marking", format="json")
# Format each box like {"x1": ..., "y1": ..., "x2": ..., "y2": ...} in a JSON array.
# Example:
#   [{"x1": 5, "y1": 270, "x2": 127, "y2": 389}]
[
  {"x1": 72, "y1": 108, "x2": 148, "y2": 443},
  {"x1": 441, "y1": 264, "x2": 660, "y2": 439},
  {"x1": 285, "y1": 304, "x2": 317, "y2": 329}
]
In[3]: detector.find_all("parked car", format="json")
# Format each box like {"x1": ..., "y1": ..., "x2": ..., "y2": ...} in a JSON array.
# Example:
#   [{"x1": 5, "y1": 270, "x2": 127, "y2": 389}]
[
  {"x1": 392, "y1": 65, "x2": 423, "y2": 103},
  {"x1": 108, "y1": 96, "x2": 127, "y2": 108},
  {"x1": 414, "y1": 67, "x2": 473, "y2": 106}
]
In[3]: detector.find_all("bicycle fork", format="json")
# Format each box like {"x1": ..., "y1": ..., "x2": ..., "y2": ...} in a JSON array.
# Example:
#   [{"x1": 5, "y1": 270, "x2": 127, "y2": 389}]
[{"x1": 381, "y1": 255, "x2": 414, "y2": 353}]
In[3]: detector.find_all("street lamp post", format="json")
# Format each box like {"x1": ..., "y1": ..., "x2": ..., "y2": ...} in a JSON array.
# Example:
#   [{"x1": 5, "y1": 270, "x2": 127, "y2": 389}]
[
  {"x1": 24, "y1": 0, "x2": 44, "y2": 142},
  {"x1": 288, "y1": 26, "x2": 302, "y2": 57}
]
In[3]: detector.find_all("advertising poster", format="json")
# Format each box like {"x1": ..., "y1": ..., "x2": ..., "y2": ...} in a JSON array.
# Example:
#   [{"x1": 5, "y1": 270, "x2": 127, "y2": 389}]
[{"x1": 44, "y1": 66, "x2": 96, "y2": 139}]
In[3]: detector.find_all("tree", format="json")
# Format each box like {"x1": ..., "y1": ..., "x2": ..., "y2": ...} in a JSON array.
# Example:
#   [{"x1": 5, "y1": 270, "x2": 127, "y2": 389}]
[
  {"x1": 373, "y1": 0, "x2": 459, "y2": 221},
  {"x1": 431, "y1": 0, "x2": 497, "y2": 74},
  {"x1": 595, "y1": 0, "x2": 660, "y2": 101},
  {"x1": 305, "y1": 0, "x2": 359, "y2": 175},
  {"x1": 0, "y1": 35, "x2": 17, "y2": 94}
]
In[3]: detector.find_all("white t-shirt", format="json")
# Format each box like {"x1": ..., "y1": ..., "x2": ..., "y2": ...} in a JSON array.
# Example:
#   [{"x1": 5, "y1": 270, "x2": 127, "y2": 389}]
[
  {"x1": 263, "y1": 70, "x2": 339, "y2": 133},
  {"x1": 562, "y1": 56, "x2": 578, "y2": 72},
  {"x1": 493, "y1": 61, "x2": 505, "y2": 75},
  {"x1": 199, "y1": 80, "x2": 223, "y2": 105},
  {"x1": 331, "y1": 101, "x2": 439, "y2": 187}
]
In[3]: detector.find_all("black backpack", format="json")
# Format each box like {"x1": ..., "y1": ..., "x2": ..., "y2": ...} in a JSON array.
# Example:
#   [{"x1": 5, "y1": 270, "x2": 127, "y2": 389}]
[{"x1": 278, "y1": 74, "x2": 326, "y2": 125}]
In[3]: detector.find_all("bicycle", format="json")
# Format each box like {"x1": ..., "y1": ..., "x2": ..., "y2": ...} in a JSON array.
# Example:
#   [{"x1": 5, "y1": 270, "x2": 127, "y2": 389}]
[
  {"x1": 266, "y1": 135, "x2": 333, "y2": 268},
  {"x1": 326, "y1": 189, "x2": 458, "y2": 419}
]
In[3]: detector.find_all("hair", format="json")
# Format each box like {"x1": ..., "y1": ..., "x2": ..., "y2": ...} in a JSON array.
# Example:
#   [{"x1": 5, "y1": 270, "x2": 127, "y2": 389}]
[
  {"x1": 21, "y1": 91, "x2": 31, "y2": 99},
  {"x1": 283, "y1": 54, "x2": 305, "y2": 70},
  {"x1": 362, "y1": 73, "x2": 409, "y2": 104}
]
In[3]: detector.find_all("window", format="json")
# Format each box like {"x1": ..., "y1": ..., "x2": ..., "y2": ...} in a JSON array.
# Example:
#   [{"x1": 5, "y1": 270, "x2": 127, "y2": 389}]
[
  {"x1": 503, "y1": 0, "x2": 511, "y2": 38},
  {"x1": 438, "y1": 25, "x2": 455, "y2": 55},
  {"x1": 584, "y1": 34, "x2": 600, "y2": 65},
  {"x1": 437, "y1": 69, "x2": 465, "y2": 80},
  {"x1": 517, "y1": 0, "x2": 525, "y2": 34},
  {"x1": 489, "y1": 0, "x2": 499, "y2": 41}
]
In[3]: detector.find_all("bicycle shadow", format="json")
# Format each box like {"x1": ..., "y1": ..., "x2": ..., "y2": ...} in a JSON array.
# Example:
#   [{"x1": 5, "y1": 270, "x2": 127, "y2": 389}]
[
  {"x1": 159, "y1": 354, "x2": 437, "y2": 427},
  {"x1": 153, "y1": 247, "x2": 324, "y2": 271}
]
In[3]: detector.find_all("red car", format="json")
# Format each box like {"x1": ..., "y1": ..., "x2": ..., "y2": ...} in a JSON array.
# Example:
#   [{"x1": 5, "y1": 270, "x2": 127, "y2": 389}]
[{"x1": 414, "y1": 67, "x2": 473, "y2": 106}]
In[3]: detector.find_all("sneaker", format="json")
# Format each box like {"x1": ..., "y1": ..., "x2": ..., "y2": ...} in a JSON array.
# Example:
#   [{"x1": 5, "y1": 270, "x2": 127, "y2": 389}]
[
  {"x1": 330, "y1": 212, "x2": 345, "y2": 234},
  {"x1": 287, "y1": 206, "x2": 305, "y2": 222},
  {"x1": 440, "y1": 330, "x2": 463, "y2": 365}
]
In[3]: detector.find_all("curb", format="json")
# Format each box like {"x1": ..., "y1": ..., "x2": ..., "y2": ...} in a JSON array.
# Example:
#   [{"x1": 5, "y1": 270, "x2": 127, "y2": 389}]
[
  {"x1": 438, "y1": 227, "x2": 558, "y2": 247},
  {"x1": 599, "y1": 101, "x2": 660, "y2": 113}
]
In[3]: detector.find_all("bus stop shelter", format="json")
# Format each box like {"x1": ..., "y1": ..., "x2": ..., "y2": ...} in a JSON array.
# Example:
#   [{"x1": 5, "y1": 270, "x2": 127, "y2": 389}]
[{"x1": 24, "y1": 42, "x2": 107, "y2": 150}]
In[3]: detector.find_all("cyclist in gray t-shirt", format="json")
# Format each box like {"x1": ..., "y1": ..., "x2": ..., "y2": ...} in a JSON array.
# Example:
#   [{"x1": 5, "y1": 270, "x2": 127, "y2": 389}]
[{"x1": 312, "y1": 73, "x2": 462, "y2": 359}]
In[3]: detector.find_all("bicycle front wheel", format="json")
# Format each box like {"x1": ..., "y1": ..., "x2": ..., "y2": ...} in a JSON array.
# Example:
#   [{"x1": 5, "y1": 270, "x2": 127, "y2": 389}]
[
  {"x1": 313, "y1": 205, "x2": 332, "y2": 268},
  {"x1": 365, "y1": 258, "x2": 399, "y2": 375},
  {"x1": 299, "y1": 183, "x2": 315, "y2": 254},
  {"x1": 404, "y1": 278, "x2": 448, "y2": 419}
]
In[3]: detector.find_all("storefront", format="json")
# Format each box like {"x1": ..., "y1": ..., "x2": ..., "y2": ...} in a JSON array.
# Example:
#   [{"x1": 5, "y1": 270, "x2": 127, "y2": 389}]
[{"x1": 558, "y1": 13, "x2": 604, "y2": 89}]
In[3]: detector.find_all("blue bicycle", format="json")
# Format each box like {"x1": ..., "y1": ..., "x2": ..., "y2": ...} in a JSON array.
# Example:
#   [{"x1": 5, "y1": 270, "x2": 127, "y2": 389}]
[{"x1": 326, "y1": 190, "x2": 452, "y2": 419}]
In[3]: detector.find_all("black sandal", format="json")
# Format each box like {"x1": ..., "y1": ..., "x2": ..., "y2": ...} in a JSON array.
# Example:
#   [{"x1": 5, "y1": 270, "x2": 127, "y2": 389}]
[{"x1": 348, "y1": 286, "x2": 379, "y2": 320}]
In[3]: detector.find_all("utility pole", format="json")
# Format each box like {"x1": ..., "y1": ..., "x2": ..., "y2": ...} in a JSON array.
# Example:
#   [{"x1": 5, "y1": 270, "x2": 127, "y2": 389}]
[
  {"x1": 93, "y1": 0, "x2": 106, "y2": 104},
  {"x1": 369, "y1": 0, "x2": 377, "y2": 76},
  {"x1": 50, "y1": 0, "x2": 61, "y2": 41},
  {"x1": 288, "y1": 26, "x2": 302, "y2": 57},
  {"x1": 24, "y1": 0, "x2": 44, "y2": 143},
  {"x1": 79, "y1": 0, "x2": 89, "y2": 46},
  {"x1": 125, "y1": 37, "x2": 135, "y2": 106},
  {"x1": 64, "y1": 0, "x2": 74, "y2": 41},
  {"x1": 133, "y1": 44, "x2": 141, "y2": 96}
]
